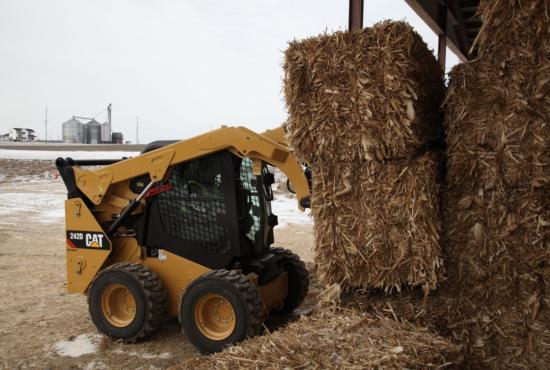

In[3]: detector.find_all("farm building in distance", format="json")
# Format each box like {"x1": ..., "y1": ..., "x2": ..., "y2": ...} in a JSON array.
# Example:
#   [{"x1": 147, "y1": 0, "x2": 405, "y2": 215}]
[
  {"x1": 0, "y1": 128, "x2": 38, "y2": 142},
  {"x1": 111, "y1": 132, "x2": 124, "y2": 144},
  {"x1": 62, "y1": 117, "x2": 112, "y2": 144},
  {"x1": 61, "y1": 103, "x2": 123, "y2": 144}
]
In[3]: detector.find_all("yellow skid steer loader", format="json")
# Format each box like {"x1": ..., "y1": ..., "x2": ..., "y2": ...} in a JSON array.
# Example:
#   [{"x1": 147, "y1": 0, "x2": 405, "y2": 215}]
[{"x1": 56, "y1": 126, "x2": 310, "y2": 353}]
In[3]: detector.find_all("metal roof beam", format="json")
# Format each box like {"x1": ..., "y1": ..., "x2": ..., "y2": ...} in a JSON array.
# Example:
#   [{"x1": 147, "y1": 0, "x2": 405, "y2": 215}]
[
  {"x1": 404, "y1": 0, "x2": 475, "y2": 61},
  {"x1": 448, "y1": 0, "x2": 471, "y2": 57}
]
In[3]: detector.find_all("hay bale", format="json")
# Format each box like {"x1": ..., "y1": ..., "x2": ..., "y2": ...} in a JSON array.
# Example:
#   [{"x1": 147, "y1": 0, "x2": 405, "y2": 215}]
[
  {"x1": 311, "y1": 152, "x2": 443, "y2": 292},
  {"x1": 442, "y1": 188, "x2": 549, "y2": 287},
  {"x1": 340, "y1": 186, "x2": 550, "y2": 368},
  {"x1": 437, "y1": 0, "x2": 550, "y2": 363},
  {"x1": 177, "y1": 307, "x2": 461, "y2": 370},
  {"x1": 431, "y1": 187, "x2": 550, "y2": 368},
  {"x1": 284, "y1": 21, "x2": 444, "y2": 163},
  {"x1": 472, "y1": 0, "x2": 549, "y2": 63},
  {"x1": 445, "y1": 61, "x2": 550, "y2": 192},
  {"x1": 429, "y1": 293, "x2": 550, "y2": 369},
  {"x1": 444, "y1": 0, "x2": 550, "y2": 193}
]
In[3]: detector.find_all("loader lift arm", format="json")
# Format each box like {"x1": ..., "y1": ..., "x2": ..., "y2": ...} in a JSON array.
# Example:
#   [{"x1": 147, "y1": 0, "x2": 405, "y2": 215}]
[{"x1": 58, "y1": 126, "x2": 310, "y2": 210}]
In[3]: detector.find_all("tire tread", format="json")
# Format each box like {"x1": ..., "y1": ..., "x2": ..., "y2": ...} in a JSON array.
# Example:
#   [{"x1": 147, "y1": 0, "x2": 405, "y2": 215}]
[
  {"x1": 270, "y1": 247, "x2": 309, "y2": 313},
  {"x1": 88, "y1": 262, "x2": 167, "y2": 342}
]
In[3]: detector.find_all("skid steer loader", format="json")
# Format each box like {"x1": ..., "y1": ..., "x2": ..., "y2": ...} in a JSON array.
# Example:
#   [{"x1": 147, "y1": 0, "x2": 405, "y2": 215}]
[{"x1": 56, "y1": 126, "x2": 311, "y2": 353}]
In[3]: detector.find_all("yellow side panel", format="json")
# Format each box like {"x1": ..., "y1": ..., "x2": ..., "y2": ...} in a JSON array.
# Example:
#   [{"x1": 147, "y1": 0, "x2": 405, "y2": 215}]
[
  {"x1": 108, "y1": 236, "x2": 142, "y2": 264},
  {"x1": 143, "y1": 250, "x2": 210, "y2": 316},
  {"x1": 65, "y1": 198, "x2": 111, "y2": 293}
]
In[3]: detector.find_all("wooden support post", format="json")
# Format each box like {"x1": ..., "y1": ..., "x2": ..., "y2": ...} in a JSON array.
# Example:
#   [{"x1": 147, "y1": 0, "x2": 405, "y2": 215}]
[
  {"x1": 348, "y1": 0, "x2": 364, "y2": 31},
  {"x1": 437, "y1": 0, "x2": 448, "y2": 71},
  {"x1": 438, "y1": 33, "x2": 447, "y2": 70}
]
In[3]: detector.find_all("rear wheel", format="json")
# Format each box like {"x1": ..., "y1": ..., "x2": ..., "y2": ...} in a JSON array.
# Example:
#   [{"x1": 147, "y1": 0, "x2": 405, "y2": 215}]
[
  {"x1": 88, "y1": 262, "x2": 167, "y2": 342},
  {"x1": 179, "y1": 269, "x2": 264, "y2": 353},
  {"x1": 271, "y1": 248, "x2": 309, "y2": 313}
]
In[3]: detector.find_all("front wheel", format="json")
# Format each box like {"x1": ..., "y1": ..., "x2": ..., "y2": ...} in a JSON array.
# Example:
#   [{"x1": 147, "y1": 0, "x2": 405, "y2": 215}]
[
  {"x1": 179, "y1": 269, "x2": 265, "y2": 354},
  {"x1": 88, "y1": 262, "x2": 167, "y2": 342}
]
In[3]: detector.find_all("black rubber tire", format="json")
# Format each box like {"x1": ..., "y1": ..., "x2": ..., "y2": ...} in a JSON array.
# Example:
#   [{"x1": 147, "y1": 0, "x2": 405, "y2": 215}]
[
  {"x1": 271, "y1": 247, "x2": 309, "y2": 313},
  {"x1": 179, "y1": 269, "x2": 265, "y2": 354},
  {"x1": 88, "y1": 262, "x2": 167, "y2": 342}
]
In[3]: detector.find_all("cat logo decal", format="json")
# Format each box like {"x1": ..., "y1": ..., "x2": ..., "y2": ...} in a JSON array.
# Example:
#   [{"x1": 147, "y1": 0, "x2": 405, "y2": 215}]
[{"x1": 66, "y1": 231, "x2": 111, "y2": 250}]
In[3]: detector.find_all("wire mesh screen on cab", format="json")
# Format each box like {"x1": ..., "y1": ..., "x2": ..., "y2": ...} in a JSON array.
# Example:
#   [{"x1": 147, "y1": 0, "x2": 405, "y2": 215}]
[
  {"x1": 156, "y1": 156, "x2": 230, "y2": 254},
  {"x1": 238, "y1": 158, "x2": 263, "y2": 246}
]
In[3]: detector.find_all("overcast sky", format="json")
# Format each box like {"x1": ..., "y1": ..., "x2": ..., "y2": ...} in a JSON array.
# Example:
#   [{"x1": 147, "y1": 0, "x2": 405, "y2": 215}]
[{"x1": 0, "y1": 0, "x2": 459, "y2": 143}]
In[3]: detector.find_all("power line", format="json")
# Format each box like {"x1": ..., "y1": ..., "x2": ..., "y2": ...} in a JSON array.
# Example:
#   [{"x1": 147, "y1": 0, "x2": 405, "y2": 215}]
[
  {"x1": 136, "y1": 115, "x2": 139, "y2": 144},
  {"x1": 44, "y1": 106, "x2": 48, "y2": 142},
  {"x1": 92, "y1": 105, "x2": 108, "y2": 121}
]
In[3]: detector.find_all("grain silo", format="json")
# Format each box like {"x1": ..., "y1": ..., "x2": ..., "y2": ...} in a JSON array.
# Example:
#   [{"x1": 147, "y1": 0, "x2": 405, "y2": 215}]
[
  {"x1": 62, "y1": 118, "x2": 84, "y2": 143},
  {"x1": 84, "y1": 120, "x2": 102, "y2": 144}
]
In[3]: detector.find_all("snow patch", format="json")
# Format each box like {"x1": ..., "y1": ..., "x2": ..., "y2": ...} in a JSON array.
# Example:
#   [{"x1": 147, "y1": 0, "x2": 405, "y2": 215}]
[
  {"x1": 54, "y1": 334, "x2": 102, "y2": 358},
  {"x1": 113, "y1": 348, "x2": 172, "y2": 359},
  {"x1": 41, "y1": 207, "x2": 65, "y2": 220},
  {"x1": 0, "y1": 183, "x2": 67, "y2": 223},
  {"x1": 271, "y1": 195, "x2": 312, "y2": 228},
  {"x1": 142, "y1": 352, "x2": 172, "y2": 360},
  {"x1": 84, "y1": 360, "x2": 108, "y2": 370}
]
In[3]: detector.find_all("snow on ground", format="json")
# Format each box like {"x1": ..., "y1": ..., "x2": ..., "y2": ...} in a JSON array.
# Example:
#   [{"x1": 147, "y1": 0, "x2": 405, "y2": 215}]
[
  {"x1": 83, "y1": 361, "x2": 109, "y2": 370},
  {"x1": 41, "y1": 207, "x2": 66, "y2": 220},
  {"x1": 0, "y1": 149, "x2": 139, "y2": 160},
  {"x1": 53, "y1": 334, "x2": 102, "y2": 358},
  {"x1": 0, "y1": 180, "x2": 66, "y2": 224},
  {"x1": 112, "y1": 349, "x2": 172, "y2": 360},
  {"x1": 271, "y1": 195, "x2": 312, "y2": 228},
  {"x1": 271, "y1": 167, "x2": 313, "y2": 228}
]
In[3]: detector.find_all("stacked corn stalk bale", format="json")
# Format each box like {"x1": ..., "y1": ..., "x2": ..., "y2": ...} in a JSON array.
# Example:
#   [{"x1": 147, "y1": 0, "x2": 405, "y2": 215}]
[
  {"x1": 178, "y1": 301, "x2": 461, "y2": 369},
  {"x1": 284, "y1": 21, "x2": 445, "y2": 292},
  {"x1": 434, "y1": 0, "x2": 550, "y2": 368},
  {"x1": 285, "y1": 21, "x2": 443, "y2": 164},
  {"x1": 312, "y1": 154, "x2": 442, "y2": 292}
]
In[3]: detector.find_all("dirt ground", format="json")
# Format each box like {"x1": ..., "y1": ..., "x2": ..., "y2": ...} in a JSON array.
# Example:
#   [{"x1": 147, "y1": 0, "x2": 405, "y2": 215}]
[{"x1": 0, "y1": 159, "x2": 314, "y2": 369}]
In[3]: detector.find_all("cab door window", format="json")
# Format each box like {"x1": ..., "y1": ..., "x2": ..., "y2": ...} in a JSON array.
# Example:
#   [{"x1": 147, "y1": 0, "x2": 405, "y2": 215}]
[{"x1": 156, "y1": 156, "x2": 229, "y2": 254}]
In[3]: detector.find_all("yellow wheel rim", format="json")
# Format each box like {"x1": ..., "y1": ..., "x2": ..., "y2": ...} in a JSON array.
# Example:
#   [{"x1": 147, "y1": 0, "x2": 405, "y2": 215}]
[
  {"x1": 194, "y1": 293, "x2": 236, "y2": 340},
  {"x1": 100, "y1": 284, "x2": 137, "y2": 327}
]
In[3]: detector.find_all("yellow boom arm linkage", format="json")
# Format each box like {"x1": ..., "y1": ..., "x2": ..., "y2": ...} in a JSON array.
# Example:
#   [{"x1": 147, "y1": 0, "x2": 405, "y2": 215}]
[
  {"x1": 72, "y1": 126, "x2": 310, "y2": 210},
  {"x1": 260, "y1": 126, "x2": 287, "y2": 147}
]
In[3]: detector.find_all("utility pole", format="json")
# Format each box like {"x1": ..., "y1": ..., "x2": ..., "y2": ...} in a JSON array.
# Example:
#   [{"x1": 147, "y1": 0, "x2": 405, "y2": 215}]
[
  {"x1": 136, "y1": 115, "x2": 139, "y2": 144},
  {"x1": 107, "y1": 103, "x2": 112, "y2": 143},
  {"x1": 44, "y1": 106, "x2": 48, "y2": 142}
]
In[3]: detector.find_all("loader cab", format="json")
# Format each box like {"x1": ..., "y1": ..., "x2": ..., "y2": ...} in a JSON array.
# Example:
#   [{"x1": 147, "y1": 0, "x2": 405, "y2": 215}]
[{"x1": 140, "y1": 150, "x2": 277, "y2": 269}]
